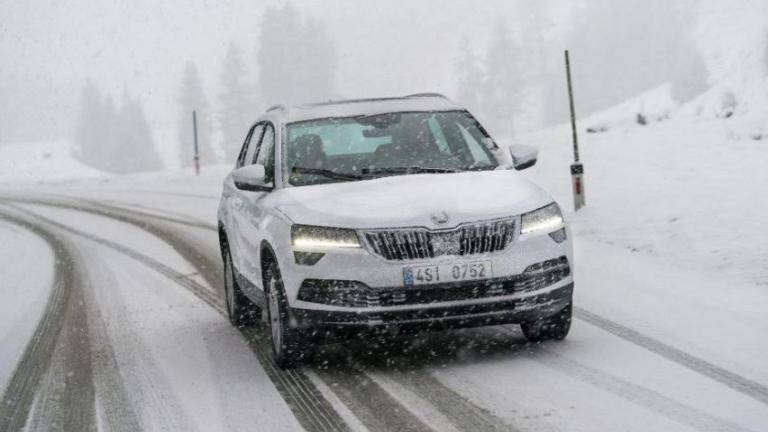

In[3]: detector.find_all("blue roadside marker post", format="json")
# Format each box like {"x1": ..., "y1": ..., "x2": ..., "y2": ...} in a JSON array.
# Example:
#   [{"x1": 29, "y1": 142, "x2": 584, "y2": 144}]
[{"x1": 565, "y1": 50, "x2": 585, "y2": 211}]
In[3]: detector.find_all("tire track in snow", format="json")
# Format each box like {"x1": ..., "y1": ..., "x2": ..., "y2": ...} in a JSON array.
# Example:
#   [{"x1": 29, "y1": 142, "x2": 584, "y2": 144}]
[
  {"x1": 496, "y1": 327, "x2": 755, "y2": 432},
  {"x1": 80, "y1": 197, "x2": 213, "y2": 228},
  {"x1": 0, "y1": 208, "x2": 147, "y2": 432},
  {"x1": 540, "y1": 351, "x2": 755, "y2": 432},
  {"x1": 70, "y1": 189, "x2": 220, "y2": 201},
  {"x1": 312, "y1": 366, "x2": 435, "y2": 432},
  {"x1": 6, "y1": 199, "x2": 348, "y2": 432},
  {"x1": 81, "y1": 250, "x2": 195, "y2": 432},
  {"x1": 0, "y1": 210, "x2": 75, "y2": 432},
  {"x1": 382, "y1": 370, "x2": 513, "y2": 432},
  {"x1": 574, "y1": 306, "x2": 768, "y2": 406},
  {"x1": 25, "y1": 193, "x2": 218, "y2": 232},
  {"x1": 311, "y1": 334, "x2": 520, "y2": 432}
]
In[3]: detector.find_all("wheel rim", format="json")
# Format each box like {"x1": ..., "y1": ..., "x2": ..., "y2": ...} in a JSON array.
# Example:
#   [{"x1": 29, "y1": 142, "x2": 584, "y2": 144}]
[
  {"x1": 224, "y1": 253, "x2": 235, "y2": 316},
  {"x1": 267, "y1": 274, "x2": 282, "y2": 355}
]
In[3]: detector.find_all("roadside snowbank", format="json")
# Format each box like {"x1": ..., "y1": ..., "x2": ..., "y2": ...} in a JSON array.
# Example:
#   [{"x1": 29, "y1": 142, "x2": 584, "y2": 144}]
[
  {"x1": 518, "y1": 116, "x2": 768, "y2": 288},
  {"x1": 0, "y1": 140, "x2": 107, "y2": 184}
]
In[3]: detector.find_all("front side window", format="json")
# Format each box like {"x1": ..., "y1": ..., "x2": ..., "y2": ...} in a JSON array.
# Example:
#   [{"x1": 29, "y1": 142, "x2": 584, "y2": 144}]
[
  {"x1": 238, "y1": 123, "x2": 264, "y2": 167},
  {"x1": 255, "y1": 124, "x2": 276, "y2": 183},
  {"x1": 284, "y1": 111, "x2": 498, "y2": 186}
]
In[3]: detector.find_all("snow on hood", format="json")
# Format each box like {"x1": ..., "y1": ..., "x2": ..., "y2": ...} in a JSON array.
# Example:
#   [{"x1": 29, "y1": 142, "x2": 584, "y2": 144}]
[{"x1": 274, "y1": 170, "x2": 553, "y2": 229}]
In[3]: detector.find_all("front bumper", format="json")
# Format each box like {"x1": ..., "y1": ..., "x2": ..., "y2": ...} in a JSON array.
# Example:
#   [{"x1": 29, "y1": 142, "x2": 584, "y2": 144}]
[{"x1": 290, "y1": 282, "x2": 573, "y2": 334}]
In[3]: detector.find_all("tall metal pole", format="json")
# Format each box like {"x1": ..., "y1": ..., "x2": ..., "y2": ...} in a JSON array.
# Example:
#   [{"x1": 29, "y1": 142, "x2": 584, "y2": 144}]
[
  {"x1": 192, "y1": 110, "x2": 200, "y2": 175},
  {"x1": 565, "y1": 50, "x2": 585, "y2": 210}
]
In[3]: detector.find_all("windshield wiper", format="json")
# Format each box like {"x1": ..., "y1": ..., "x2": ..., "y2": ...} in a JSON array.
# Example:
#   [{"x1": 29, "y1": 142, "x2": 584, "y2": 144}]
[
  {"x1": 292, "y1": 166, "x2": 364, "y2": 181},
  {"x1": 361, "y1": 166, "x2": 459, "y2": 175}
]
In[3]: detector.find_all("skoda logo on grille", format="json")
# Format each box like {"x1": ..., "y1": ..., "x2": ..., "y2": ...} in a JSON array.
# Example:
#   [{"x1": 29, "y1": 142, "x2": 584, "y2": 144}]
[{"x1": 430, "y1": 211, "x2": 450, "y2": 226}]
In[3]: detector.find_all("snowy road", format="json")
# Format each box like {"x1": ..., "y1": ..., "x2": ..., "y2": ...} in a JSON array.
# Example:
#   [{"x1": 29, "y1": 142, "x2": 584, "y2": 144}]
[{"x1": 1, "y1": 191, "x2": 767, "y2": 432}]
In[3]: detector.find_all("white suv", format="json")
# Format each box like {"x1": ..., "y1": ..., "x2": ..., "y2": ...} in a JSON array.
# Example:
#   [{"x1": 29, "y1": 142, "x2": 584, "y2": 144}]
[{"x1": 218, "y1": 94, "x2": 574, "y2": 366}]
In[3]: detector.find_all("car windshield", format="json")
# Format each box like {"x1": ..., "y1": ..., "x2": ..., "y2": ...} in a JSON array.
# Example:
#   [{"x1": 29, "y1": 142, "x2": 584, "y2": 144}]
[{"x1": 284, "y1": 110, "x2": 499, "y2": 186}]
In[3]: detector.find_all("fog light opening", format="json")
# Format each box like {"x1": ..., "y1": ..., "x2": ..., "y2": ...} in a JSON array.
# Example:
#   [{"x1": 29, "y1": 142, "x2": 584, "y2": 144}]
[
  {"x1": 294, "y1": 252, "x2": 325, "y2": 265},
  {"x1": 548, "y1": 228, "x2": 567, "y2": 243}
]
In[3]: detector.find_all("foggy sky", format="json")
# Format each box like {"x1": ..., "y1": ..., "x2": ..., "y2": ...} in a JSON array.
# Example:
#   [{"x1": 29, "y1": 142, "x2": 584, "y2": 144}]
[{"x1": 1, "y1": 0, "x2": 690, "y2": 144}]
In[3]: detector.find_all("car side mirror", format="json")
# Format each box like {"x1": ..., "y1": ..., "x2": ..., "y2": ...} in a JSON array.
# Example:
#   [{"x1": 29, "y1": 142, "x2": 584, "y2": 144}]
[
  {"x1": 233, "y1": 164, "x2": 272, "y2": 191},
  {"x1": 508, "y1": 144, "x2": 538, "y2": 170}
]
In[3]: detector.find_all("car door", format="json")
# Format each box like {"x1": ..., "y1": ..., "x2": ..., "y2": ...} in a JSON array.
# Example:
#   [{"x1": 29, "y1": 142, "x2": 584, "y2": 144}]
[
  {"x1": 225, "y1": 122, "x2": 264, "y2": 275},
  {"x1": 231, "y1": 122, "x2": 276, "y2": 289}
]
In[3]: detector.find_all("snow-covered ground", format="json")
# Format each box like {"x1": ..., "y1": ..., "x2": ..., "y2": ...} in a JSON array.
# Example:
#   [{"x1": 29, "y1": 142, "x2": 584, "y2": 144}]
[{"x1": 0, "y1": 219, "x2": 54, "y2": 392}]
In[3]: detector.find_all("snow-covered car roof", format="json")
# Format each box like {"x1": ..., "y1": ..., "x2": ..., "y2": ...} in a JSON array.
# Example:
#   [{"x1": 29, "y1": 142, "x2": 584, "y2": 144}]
[{"x1": 268, "y1": 94, "x2": 465, "y2": 124}]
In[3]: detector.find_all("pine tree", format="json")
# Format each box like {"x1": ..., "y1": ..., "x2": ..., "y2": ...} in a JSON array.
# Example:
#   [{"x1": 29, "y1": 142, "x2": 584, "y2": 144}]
[
  {"x1": 482, "y1": 23, "x2": 523, "y2": 137},
  {"x1": 455, "y1": 38, "x2": 485, "y2": 119},
  {"x1": 73, "y1": 79, "x2": 101, "y2": 164},
  {"x1": 257, "y1": 3, "x2": 337, "y2": 106},
  {"x1": 219, "y1": 42, "x2": 255, "y2": 163},
  {"x1": 301, "y1": 15, "x2": 337, "y2": 102},
  {"x1": 73, "y1": 79, "x2": 117, "y2": 171},
  {"x1": 178, "y1": 61, "x2": 213, "y2": 168},
  {"x1": 549, "y1": 0, "x2": 697, "y2": 119},
  {"x1": 111, "y1": 92, "x2": 163, "y2": 173}
]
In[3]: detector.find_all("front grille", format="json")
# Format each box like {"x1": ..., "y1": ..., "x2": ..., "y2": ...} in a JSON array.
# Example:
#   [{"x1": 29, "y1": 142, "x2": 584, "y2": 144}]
[
  {"x1": 297, "y1": 257, "x2": 570, "y2": 307},
  {"x1": 362, "y1": 218, "x2": 516, "y2": 261}
]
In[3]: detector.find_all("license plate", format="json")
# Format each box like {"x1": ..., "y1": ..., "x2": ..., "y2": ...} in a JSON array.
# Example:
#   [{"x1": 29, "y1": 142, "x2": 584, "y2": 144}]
[{"x1": 403, "y1": 261, "x2": 493, "y2": 287}]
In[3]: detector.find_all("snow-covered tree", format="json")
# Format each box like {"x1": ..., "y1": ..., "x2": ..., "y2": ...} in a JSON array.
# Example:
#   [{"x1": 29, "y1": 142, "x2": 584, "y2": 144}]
[
  {"x1": 74, "y1": 81, "x2": 163, "y2": 173},
  {"x1": 257, "y1": 3, "x2": 337, "y2": 106},
  {"x1": 455, "y1": 38, "x2": 485, "y2": 119},
  {"x1": 73, "y1": 79, "x2": 117, "y2": 171},
  {"x1": 178, "y1": 61, "x2": 213, "y2": 168},
  {"x1": 455, "y1": 4, "x2": 556, "y2": 134},
  {"x1": 110, "y1": 92, "x2": 163, "y2": 173},
  {"x1": 547, "y1": 0, "x2": 701, "y2": 120},
  {"x1": 219, "y1": 42, "x2": 256, "y2": 162},
  {"x1": 301, "y1": 15, "x2": 337, "y2": 100},
  {"x1": 481, "y1": 23, "x2": 524, "y2": 137}
]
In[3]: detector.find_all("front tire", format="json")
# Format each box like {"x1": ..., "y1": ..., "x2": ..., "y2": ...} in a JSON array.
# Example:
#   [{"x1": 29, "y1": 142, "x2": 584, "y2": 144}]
[
  {"x1": 223, "y1": 247, "x2": 261, "y2": 327},
  {"x1": 521, "y1": 302, "x2": 572, "y2": 343},
  {"x1": 263, "y1": 259, "x2": 307, "y2": 368}
]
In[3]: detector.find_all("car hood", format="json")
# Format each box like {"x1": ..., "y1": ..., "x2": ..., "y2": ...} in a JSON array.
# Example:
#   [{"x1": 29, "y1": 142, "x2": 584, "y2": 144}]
[{"x1": 274, "y1": 170, "x2": 553, "y2": 229}]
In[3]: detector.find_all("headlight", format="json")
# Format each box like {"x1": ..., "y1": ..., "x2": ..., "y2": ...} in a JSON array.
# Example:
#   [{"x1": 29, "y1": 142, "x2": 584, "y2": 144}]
[
  {"x1": 291, "y1": 225, "x2": 361, "y2": 251},
  {"x1": 521, "y1": 202, "x2": 563, "y2": 234}
]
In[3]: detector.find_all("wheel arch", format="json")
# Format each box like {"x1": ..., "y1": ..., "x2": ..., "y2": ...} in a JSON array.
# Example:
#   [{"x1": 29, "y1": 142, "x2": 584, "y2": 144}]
[
  {"x1": 260, "y1": 240, "x2": 278, "y2": 282},
  {"x1": 218, "y1": 221, "x2": 229, "y2": 257}
]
